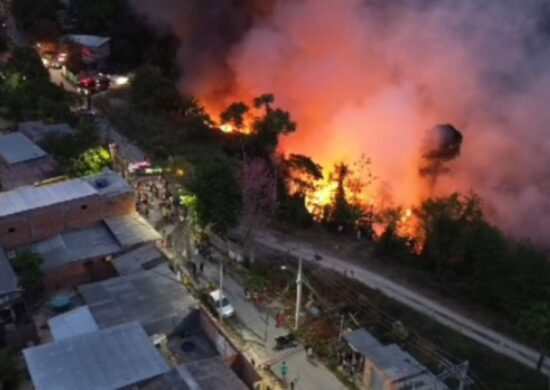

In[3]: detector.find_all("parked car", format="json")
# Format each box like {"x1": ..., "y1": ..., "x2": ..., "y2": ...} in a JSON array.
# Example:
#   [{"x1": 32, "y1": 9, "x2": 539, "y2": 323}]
[{"x1": 208, "y1": 289, "x2": 235, "y2": 318}]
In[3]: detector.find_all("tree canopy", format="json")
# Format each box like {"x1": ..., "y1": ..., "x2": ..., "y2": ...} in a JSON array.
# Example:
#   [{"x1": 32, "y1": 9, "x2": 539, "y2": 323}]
[
  {"x1": 0, "y1": 48, "x2": 76, "y2": 124},
  {"x1": 13, "y1": 251, "x2": 43, "y2": 297},
  {"x1": 185, "y1": 158, "x2": 242, "y2": 233},
  {"x1": 130, "y1": 65, "x2": 180, "y2": 112}
]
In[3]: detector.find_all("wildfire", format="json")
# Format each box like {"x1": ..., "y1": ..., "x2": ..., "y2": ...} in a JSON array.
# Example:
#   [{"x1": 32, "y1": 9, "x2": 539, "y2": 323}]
[
  {"x1": 220, "y1": 123, "x2": 235, "y2": 133},
  {"x1": 396, "y1": 207, "x2": 425, "y2": 254},
  {"x1": 304, "y1": 175, "x2": 338, "y2": 219}
]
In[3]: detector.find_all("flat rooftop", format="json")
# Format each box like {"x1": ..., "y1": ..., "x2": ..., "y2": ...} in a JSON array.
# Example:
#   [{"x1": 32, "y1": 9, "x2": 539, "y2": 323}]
[
  {"x1": 48, "y1": 306, "x2": 99, "y2": 341},
  {"x1": 32, "y1": 224, "x2": 122, "y2": 272},
  {"x1": 0, "y1": 132, "x2": 47, "y2": 164},
  {"x1": 112, "y1": 244, "x2": 164, "y2": 275},
  {"x1": 0, "y1": 169, "x2": 131, "y2": 218},
  {"x1": 24, "y1": 322, "x2": 169, "y2": 390},
  {"x1": 78, "y1": 266, "x2": 197, "y2": 335},
  {"x1": 104, "y1": 214, "x2": 161, "y2": 248},
  {"x1": 83, "y1": 169, "x2": 133, "y2": 197},
  {"x1": 0, "y1": 179, "x2": 97, "y2": 218}
]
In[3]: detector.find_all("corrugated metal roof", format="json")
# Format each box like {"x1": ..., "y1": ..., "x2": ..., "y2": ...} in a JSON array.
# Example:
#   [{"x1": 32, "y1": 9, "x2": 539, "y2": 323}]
[
  {"x1": 48, "y1": 306, "x2": 99, "y2": 341},
  {"x1": 344, "y1": 328, "x2": 445, "y2": 384},
  {"x1": 33, "y1": 224, "x2": 122, "y2": 272},
  {"x1": 105, "y1": 214, "x2": 161, "y2": 248},
  {"x1": 79, "y1": 267, "x2": 197, "y2": 335},
  {"x1": 0, "y1": 132, "x2": 47, "y2": 164},
  {"x1": 23, "y1": 322, "x2": 169, "y2": 390},
  {"x1": 113, "y1": 244, "x2": 163, "y2": 275},
  {"x1": 64, "y1": 34, "x2": 110, "y2": 48},
  {"x1": 0, "y1": 179, "x2": 98, "y2": 218},
  {"x1": 343, "y1": 328, "x2": 382, "y2": 357}
]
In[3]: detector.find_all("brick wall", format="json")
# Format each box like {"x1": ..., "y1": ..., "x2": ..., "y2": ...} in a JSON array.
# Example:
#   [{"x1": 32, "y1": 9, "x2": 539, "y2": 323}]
[
  {"x1": 0, "y1": 216, "x2": 32, "y2": 249},
  {"x1": 63, "y1": 196, "x2": 102, "y2": 230},
  {"x1": 100, "y1": 192, "x2": 135, "y2": 219},
  {"x1": 0, "y1": 191, "x2": 135, "y2": 249}
]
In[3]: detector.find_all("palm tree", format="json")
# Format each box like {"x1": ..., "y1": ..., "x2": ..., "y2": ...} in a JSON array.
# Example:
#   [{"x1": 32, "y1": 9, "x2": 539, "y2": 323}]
[{"x1": 253, "y1": 93, "x2": 274, "y2": 114}]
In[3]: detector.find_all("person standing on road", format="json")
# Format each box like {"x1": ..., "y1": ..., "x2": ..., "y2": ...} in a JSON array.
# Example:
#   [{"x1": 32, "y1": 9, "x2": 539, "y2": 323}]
[
  {"x1": 281, "y1": 361, "x2": 288, "y2": 384},
  {"x1": 199, "y1": 261, "x2": 204, "y2": 273}
]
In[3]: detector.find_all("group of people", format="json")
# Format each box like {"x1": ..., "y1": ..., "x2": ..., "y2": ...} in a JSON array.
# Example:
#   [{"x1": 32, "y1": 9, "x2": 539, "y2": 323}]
[{"x1": 134, "y1": 176, "x2": 178, "y2": 223}]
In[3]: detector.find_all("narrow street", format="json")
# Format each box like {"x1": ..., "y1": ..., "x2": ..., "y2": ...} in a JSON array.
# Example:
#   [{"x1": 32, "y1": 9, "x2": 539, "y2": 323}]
[
  {"x1": 196, "y1": 257, "x2": 346, "y2": 390},
  {"x1": 254, "y1": 229, "x2": 550, "y2": 376},
  {"x1": 124, "y1": 166, "x2": 345, "y2": 389}
]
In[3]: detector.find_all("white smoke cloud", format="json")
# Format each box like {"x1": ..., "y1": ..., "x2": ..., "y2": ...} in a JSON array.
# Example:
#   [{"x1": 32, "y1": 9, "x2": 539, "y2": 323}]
[{"x1": 129, "y1": 0, "x2": 550, "y2": 243}]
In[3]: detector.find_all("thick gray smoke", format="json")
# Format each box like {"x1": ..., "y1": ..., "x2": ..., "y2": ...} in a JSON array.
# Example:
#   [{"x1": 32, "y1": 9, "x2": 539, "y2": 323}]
[{"x1": 128, "y1": 0, "x2": 550, "y2": 244}]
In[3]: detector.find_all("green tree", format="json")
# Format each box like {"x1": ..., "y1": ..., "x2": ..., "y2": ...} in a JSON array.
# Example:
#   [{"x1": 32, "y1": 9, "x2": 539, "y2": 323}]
[
  {"x1": 0, "y1": 349, "x2": 21, "y2": 390},
  {"x1": 13, "y1": 251, "x2": 43, "y2": 297},
  {"x1": 517, "y1": 303, "x2": 550, "y2": 351},
  {"x1": 186, "y1": 159, "x2": 242, "y2": 233},
  {"x1": 130, "y1": 65, "x2": 179, "y2": 111},
  {"x1": 68, "y1": 146, "x2": 111, "y2": 177},
  {"x1": 416, "y1": 193, "x2": 483, "y2": 274},
  {"x1": 0, "y1": 48, "x2": 76, "y2": 123}
]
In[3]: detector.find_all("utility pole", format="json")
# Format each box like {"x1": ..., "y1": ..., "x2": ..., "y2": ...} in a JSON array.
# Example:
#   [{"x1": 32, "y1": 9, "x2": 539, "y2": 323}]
[
  {"x1": 295, "y1": 257, "x2": 303, "y2": 331},
  {"x1": 219, "y1": 263, "x2": 224, "y2": 322},
  {"x1": 338, "y1": 313, "x2": 345, "y2": 342}
]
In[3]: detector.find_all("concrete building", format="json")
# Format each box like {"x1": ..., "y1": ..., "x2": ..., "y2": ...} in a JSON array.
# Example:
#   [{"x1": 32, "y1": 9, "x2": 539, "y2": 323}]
[
  {"x1": 32, "y1": 213, "x2": 161, "y2": 291},
  {"x1": 23, "y1": 322, "x2": 169, "y2": 390},
  {"x1": 343, "y1": 328, "x2": 448, "y2": 390},
  {"x1": 78, "y1": 265, "x2": 197, "y2": 336},
  {"x1": 0, "y1": 169, "x2": 135, "y2": 249},
  {"x1": 0, "y1": 132, "x2": 61, "y2": 190}
]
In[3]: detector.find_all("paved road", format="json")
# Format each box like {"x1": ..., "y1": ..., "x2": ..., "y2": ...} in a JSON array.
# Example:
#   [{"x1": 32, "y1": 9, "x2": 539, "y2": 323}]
[
  {"x1": 255, "y1": 229, "x2": 550, "y2": 376},
  {"x1": 49, "y1": 69, "x2": 77, "y2": 93},
  {"x1": 196, "y1": 256, "x2": 347, "y2": 390}
]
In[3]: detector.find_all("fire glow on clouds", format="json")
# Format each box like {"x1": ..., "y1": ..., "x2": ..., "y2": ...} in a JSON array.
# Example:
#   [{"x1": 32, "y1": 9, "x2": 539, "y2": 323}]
[{"x1": 129, "y1": 0, "x2": 550, "y2": 244}]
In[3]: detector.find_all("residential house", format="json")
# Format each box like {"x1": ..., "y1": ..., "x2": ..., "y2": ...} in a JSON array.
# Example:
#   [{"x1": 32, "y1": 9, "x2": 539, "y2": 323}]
[
  {"x1": 23, "y1": 322, "x2": 170, "y2": 390},
  {"x1": 0, "y1": 132, "x2": 61, "y2": 190},
  {"x1": 343, "y1": 328, "x2": 448, "y2": 390}
]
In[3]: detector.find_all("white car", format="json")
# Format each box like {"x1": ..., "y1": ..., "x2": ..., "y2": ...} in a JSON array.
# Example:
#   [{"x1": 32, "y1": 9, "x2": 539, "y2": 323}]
[{"x1": 208, "y1": 289, "x2": 235, "y2": 318}]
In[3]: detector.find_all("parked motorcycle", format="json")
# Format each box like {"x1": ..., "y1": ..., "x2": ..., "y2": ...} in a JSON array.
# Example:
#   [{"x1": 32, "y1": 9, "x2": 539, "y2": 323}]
[{"x1": 274, "y1": 333, "x2": 298, "y2": 351}]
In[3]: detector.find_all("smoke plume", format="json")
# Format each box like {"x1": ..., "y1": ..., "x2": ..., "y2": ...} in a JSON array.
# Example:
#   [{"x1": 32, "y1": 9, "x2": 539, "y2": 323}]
[{"x1": 128, "y1": 0, "x2": 550, "y2": 244}]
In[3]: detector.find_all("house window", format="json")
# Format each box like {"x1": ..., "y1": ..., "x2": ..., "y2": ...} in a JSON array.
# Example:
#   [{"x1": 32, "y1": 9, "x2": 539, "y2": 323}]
[
  {"x1": 81, "y1": 204, "x2": 88, "y2": 210},
  {"x1": 7, "y1": 227, "x2": 15, "y2": 233}
]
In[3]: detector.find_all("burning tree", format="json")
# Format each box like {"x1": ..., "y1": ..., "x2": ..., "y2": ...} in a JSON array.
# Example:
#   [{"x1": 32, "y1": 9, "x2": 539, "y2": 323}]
[
  {"x1": 220, "y1": 101, "x2": 250, "y2": 133},
  {"x1": 218, "y1": 94, "x2": 297, "y2": 158},
  {"x1": 276, "y1": 153, "x2": 323, "y2": 226},
  {"x1": 307, "y1": 156, "x2": 377, "y2": 235}
]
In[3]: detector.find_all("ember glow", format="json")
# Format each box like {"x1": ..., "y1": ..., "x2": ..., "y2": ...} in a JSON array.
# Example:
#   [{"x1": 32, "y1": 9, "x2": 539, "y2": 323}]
[{"x1": 130, "y1": 0, "x2": 550, "y2": 244}]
